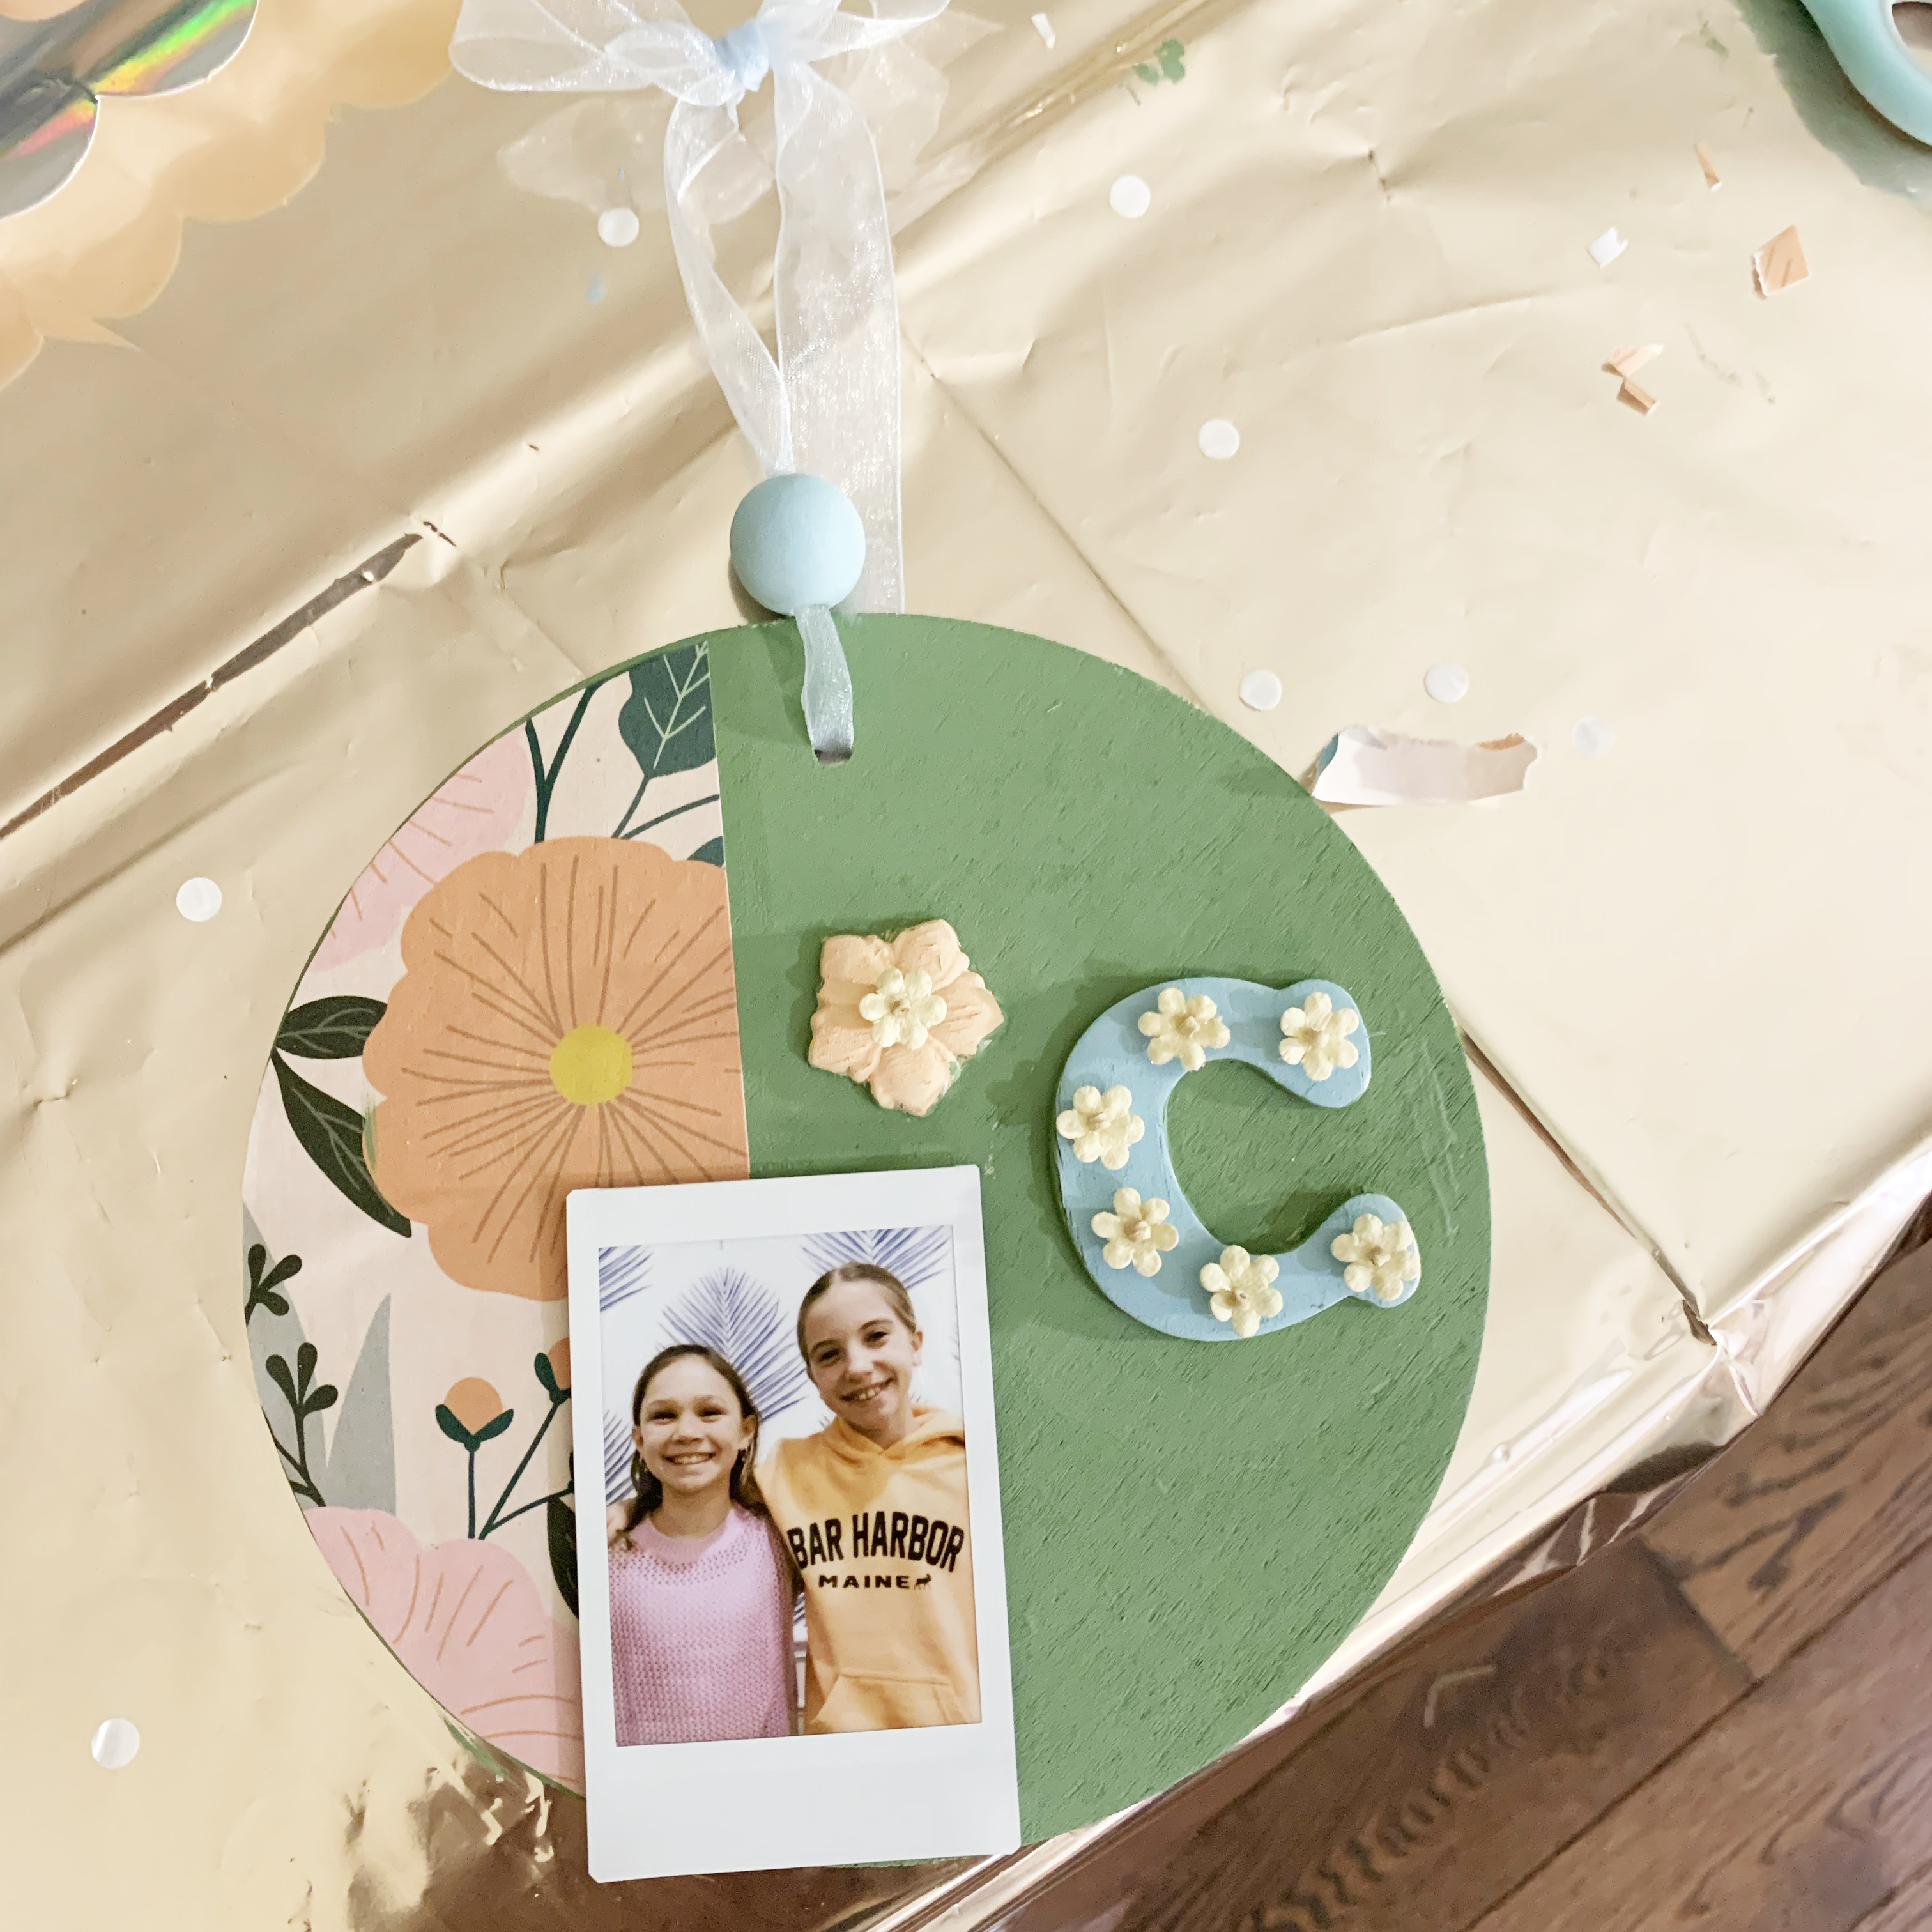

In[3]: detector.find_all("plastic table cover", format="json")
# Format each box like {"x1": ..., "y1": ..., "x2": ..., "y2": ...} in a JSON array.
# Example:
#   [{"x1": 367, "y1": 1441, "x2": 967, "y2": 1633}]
[{"x1": 4, "y1": 0, "x2": 1932, "y2": 1922}]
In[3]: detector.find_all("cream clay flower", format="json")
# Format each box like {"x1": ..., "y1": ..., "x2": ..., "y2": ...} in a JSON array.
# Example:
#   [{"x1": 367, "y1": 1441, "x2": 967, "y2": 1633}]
[
  {"x1": 1200, "y1": 1246, "x2": 1284, "y2": 1338},
  {"x1": 859, "y1": 966, "x2": 946, "y2": 1050},
  {"x1": 1138, "y1": 987, "x2": 1230, "y2": 1071},
  {"x1": 1331, "y1": 1214, "x2": 1421, "y2": 1301},
  {"x1": 1091, "y1": 1188, "x2": 1181, "y2": 1276},
  {"x1": 1278, "y1": 990, "x2": 1360, "y2": 1081},
  {"x1": 1056, "y1": 1084, "x2": 1146, "y2": 1170}
]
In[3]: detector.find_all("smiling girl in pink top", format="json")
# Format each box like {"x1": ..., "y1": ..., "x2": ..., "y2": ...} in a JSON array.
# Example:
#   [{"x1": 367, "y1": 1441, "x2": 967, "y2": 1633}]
[{"x1": 604, "y1": 1344, "x2": 797, "y2": 1745}]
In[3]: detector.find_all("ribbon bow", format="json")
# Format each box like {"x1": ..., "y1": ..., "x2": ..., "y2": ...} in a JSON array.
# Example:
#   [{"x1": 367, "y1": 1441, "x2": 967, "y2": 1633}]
[{"x1": 452, "y1": 0, "x2": 948, "y2": 618}]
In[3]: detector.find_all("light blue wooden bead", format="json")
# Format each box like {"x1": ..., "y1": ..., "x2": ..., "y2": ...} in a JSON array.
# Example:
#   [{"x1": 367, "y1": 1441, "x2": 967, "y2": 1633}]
[
  {"x1": 1798, "y1": 0, "x2": 1932, "y2": 144},
  {"x1": 729, "y1": 473, "x2": 866, "y2": 615}
]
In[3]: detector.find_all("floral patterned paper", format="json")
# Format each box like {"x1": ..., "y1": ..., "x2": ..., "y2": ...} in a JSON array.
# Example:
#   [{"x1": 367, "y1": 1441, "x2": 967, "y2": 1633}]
[
  {"x1": 241, "y1": 643, "x2": 734, "y2": 1790},
  {"x1": 365, "y1": 837, "x2": 746, "y2": 1301}
]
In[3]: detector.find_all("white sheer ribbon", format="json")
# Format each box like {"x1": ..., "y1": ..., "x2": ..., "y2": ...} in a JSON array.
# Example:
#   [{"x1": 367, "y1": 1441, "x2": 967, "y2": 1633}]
[{"x1": 452, "y1": 0, "x2": 945, "y2": 617}]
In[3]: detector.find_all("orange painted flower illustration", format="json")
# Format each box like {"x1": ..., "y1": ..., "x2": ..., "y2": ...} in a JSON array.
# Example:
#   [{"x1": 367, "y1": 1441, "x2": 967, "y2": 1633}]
[{"x1": 364, "y1": 837, "x2": 748, "y2": 1300}]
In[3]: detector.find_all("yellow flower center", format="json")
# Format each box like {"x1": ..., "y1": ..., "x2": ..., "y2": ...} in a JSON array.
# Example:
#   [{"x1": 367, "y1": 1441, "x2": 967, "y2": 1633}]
[{"x1": 549, "y1": 1023, "x2": 634, "y2": 1106}]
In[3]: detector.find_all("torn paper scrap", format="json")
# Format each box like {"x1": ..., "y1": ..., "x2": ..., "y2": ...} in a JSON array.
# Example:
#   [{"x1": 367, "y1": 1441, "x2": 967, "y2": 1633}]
[
  {"x1": 1587, "y1": 226, "x2": 1628, "y2": 267},
  {"x1": 1604, "y1": 344, "x2": 1663, "y2": 378},
  {"x1": 1753, "y1": 226, "x2": 1809, "y2": 296},
  {"x1": 1603, "y1": 345, "x2": 1662, "y2": 413},
  {"x1": 1696, "y1": 142, "x2": 1721, "y2": 189},
  {"x1": 1031, "y1": 10, "x2": 1055, "y2": 46},
  {"x1": 1310, "y1": 726, "x2": 1540, "y2": 806}
]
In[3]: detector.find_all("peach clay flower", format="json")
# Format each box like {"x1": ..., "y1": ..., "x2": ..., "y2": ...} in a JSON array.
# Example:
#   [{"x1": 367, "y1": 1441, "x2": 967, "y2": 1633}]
[{"x1": 808, "y1": 921, "x2": 1003, "y2": 1117}]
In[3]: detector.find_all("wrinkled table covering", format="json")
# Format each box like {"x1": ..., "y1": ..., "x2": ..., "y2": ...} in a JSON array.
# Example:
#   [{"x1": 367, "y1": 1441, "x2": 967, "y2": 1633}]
[{"x1": 5, "y1": 0, "x2": 1932, "y2": 1921}]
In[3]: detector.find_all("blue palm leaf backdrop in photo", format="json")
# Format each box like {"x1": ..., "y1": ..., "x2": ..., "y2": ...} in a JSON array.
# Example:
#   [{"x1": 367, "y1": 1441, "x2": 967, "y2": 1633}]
[{"x1": 595, "y1": 1226, "x2": 964, "y2": 1514}]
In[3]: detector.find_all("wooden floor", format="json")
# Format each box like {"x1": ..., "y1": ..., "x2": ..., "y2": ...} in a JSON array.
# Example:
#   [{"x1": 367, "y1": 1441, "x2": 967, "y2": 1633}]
[{"x1": 1000, "y1": 1240, "x2": 1932, "y2": 1932}]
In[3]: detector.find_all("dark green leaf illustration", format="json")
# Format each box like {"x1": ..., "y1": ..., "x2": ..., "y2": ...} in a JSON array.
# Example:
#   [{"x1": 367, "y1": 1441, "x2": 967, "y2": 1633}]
[
  {"x1": 266, "y1": 1353, "x2": 300, "y2": 1412},
  {"x1": 689, "y1": 835, "x2": 725, "y2": 866},
  {"x1": 548, "y1": 1492, "x2": 579, "y2": 1618},
  {"x1": 275, "y1": 995, "x2": 388, "y2": 1061},
  {"x1": 473, "y1": 1409, "x2": 516, "y2": 1445},
  {"x1": 272, "y1": 1052, "x2": 411, "y2": 1237},
  {"x1": 244, "y1": 1220, "x2": 326, "y2": 1509},
  {"x1": 477, "y1": 1356, "x2": 573, "y2": 1539},
  {"x1": 436, "y1": 1402, "x2": 475, "y2": 1448},
  {"x1": 526, "y1": 687, "x2": 595, "y2": 843},
  {"x1": 619, "y1": 643, "x2": 714, "y2": 785},
  {"x1": 264, "y1": 1344, "x2": 338, "y2": 1506},
  {"x1": 613, "y1": 643, "x2": 716, "y2": 841},
  {"x1": 244, "y1": 1241, "x2": 302, "y2": 1322},
  {"x1": 281, "y1": 1344, "x2": 339, "y2": 1418}
]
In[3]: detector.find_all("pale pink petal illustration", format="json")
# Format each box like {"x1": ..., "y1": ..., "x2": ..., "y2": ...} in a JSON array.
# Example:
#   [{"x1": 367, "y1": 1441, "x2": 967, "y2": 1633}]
[
  {"x1": 311, "y1": 733, "x2": 530, "y2": 971},
  {"x1": 307, "y1": 1506, "x2": 583, "y2": 1790}
]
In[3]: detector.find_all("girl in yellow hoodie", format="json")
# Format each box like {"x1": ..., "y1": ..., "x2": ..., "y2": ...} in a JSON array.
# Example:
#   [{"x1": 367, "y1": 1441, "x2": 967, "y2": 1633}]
[{"x1": 759, "y1": 1263, "x2": 981, "y2": 1733}]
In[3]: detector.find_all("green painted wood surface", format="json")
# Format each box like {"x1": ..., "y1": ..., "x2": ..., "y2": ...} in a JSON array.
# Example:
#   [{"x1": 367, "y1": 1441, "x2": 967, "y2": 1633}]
[{"x1": 710, "y1": 617, "x2": 1489, "y2": 1840}]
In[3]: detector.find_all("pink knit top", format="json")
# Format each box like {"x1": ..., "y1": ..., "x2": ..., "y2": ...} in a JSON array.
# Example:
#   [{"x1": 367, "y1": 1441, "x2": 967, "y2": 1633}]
[{"x1": 608, "y1": 1504, "x2": 794, "y2": 1746}]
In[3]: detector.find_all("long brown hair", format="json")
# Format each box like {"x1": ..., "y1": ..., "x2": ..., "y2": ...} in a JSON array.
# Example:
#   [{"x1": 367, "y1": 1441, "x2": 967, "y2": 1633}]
[
  {"x1": 620, "y1": 1343, "x2": 768, "y2": 1537},
  {"x1": 795, "y1": 1262, "x2": 920, "y2": 1366}
]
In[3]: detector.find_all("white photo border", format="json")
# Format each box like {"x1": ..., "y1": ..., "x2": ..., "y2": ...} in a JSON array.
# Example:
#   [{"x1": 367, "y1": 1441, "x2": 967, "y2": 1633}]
[{"x1": 565, "y1": 1165, "x2": 1020, "y2": 1881}]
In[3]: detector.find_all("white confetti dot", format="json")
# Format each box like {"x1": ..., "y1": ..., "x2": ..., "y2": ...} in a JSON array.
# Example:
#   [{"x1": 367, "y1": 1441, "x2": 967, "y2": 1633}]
[
  {"x1": 1198, "y1": 418, "x2": 1240, "y2": 460},
  {"x1": 1239, "y1": 670, "x2": 1282, "y2": 712},
  {"x1": 1572, "y1": 716, "x2": 1616, "y2": 756},
  {"x1": 1587, "y1": 226, "x2": 1627, "y2": 268},
  {"x1": 1031, "y1": 10, "x2": 1055, "y2": 46},
  {"x1": 1424, "y1": 662, "x2": 1469, "y2": 704},
  {"x1": 91, "y1": 1718, "x2": 140, "y2": 1770},
  {"x1": 597, "y1": 206, "x2": 640, "y2": 247},
  {"x1": 175, "y1": 877, "x2": 222, "y2": 923},
  {"x1": 1109, "y1": 174, "x2": 1151, "y2": 219}
]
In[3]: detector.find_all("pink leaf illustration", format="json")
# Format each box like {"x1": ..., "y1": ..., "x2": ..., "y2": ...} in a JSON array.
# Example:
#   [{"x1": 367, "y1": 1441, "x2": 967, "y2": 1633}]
[
  {"x1": 308, "y1": 1506, "x2": 583, "y2": 1790},
  {"x1": 312, "y1": 733, "x2": 530, "y2": 972}
]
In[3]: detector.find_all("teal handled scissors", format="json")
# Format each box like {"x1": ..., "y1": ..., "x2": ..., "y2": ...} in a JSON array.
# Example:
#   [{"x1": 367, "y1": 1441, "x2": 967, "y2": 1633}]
[{"x1": 1803, "y1": 0, "x2": 1932, "y2": 142}]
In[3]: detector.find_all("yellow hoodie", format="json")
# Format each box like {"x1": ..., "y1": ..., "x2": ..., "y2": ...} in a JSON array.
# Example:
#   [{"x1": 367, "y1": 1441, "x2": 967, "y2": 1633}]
[{"x1": 760, "y1": 1407, "x2": 980, "y2": 1732}]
